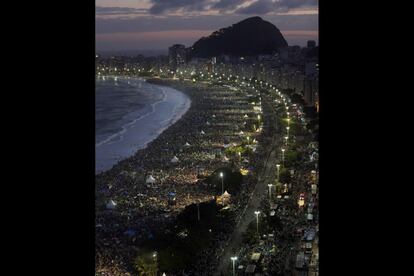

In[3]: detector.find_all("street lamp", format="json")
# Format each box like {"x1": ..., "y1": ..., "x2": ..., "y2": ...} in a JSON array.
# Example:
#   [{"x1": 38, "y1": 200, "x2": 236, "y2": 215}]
[
  {"x1": 153, "y1": 251, "x2": 158, "y2": 276},
  {"x1": 254, "y1": 211, "x2": 260, "y2": 234},
  {"x1": 268, "y1": 184, "x2": 273, "y2": 200},
  {"x1": 231, "y1": 256, "x2": 238, "y2": 276},
  {"x1": 286, "y1": 126, "x2": 290, "y2": 137},
  {"x1": 281, "y1": 148, "x2": 285, "y2": 166},
  {"x1": 287, "y1": 118, "x2": 290, "y2": 127},
  {"x1": 276, "y1": 164, "x2": 280, "y2": 181},
  {"x1": 220, "y1": 172, "x2": 224, "y2": 194},
  {"x1": 284, "y1": 136, "x2": 288, "y2": 146}
]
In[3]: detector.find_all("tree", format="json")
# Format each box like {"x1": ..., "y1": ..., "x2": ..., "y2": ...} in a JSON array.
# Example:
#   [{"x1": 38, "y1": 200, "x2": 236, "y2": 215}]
[{"x1": 135, "y1": 253, "x2": 157, "y2": 276}]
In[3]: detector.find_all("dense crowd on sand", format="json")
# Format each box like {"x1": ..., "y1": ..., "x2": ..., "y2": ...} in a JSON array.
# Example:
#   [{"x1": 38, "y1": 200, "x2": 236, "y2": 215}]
[{"x1": 95, "y1": 78, "x2": 266, "y2": 274}]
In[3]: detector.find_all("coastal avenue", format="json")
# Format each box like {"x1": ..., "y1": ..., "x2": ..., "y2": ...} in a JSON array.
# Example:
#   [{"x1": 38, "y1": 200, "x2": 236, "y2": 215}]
[{"x1": 214, "y1": 93, "x2": 280, "y2": 276}]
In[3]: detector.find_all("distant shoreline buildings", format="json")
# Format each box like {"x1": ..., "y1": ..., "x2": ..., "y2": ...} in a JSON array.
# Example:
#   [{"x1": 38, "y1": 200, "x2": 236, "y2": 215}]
[{"x1": 96, "y1": 40, "x2": 319, "y2": 111}]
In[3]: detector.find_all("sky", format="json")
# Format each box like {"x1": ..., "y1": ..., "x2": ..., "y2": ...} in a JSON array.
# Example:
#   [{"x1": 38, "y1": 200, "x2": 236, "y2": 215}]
[{"x1": 96, "y1": 0, "x2": 318, "y2": 53}]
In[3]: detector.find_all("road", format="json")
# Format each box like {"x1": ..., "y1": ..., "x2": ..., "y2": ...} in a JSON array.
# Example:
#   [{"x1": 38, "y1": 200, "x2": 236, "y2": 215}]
[{"x1": 214, "y1": 93, "x2": 281, "y2": 275}]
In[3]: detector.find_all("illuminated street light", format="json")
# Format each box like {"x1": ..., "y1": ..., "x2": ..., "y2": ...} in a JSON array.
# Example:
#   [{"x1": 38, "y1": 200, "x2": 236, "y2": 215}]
[
  {"x1": 276, "y1": 164, "x2": 280, "y2": 181},
  {"x1": 281, "y1": 148, "x2": 285, "y2": 166},
  {"x1": 268, "y1": 184, "x2": 273, "y2": 200},
  {"x1": 231, "y1": 256, "x2": 238, "y2": 276},
  {"x1": 286, "y1": 126, "x2": 290, "y2": 137},
  {"x1": 220, "y1": 172, "x2": 224, "y2": 194},
  {"x1": 284, "y1": 136, "x2": 288, "y2": 146},
  {"x1": 254, "y1": 211, "x2": 260, "y2": 234},
  {"x1": 287, "y1": 118, "x2": 291, "y2": 127}
]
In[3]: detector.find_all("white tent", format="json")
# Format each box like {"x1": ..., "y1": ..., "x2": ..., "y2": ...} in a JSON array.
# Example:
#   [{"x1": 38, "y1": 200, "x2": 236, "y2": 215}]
[
  {"x1": 222, "y1": 156, "x2": 230, "y2": 162},
  {"x1": 239, "y1": 131, "x2": 244, "y2": 135},
  {"x1": 146, "y1": 175, "x2": 156, "y2": 184},
  {"x1": 212, "y1": 114, "x2": 216, "y2": 118},
  {"x1": 200, "y1": 130, "x2": 205, "y2": 135},
  {"x1": 206, "y1": 121, "x2": 211, "y2": 126},
  {"x1": 184, "y1": 142, "x2": 191, "y2": 147},
  {"x1": 171, "y1": 156, "x2": 179, "y2": 163},
  {"x1": 244, "y1": 114, "x2": 249, "y2": 118},
  {"x1": 106, "y1": 200, "x2": 117, "y2": 210},
  {"x1": 222, "y1": 191, "x2": 231, "y2": 198},
  {"x1": 243, "y1": 158, "x2": 249, "y2": 163}
]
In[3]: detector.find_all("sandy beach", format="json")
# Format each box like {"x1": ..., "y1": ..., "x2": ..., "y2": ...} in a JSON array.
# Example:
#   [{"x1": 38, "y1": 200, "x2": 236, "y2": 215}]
[
  {"x1": 95, "y1": 78, "x2": 265, "y2": 274},
  {"x1": 96, "y1": 77, "x2": 192, "y2": 173}
]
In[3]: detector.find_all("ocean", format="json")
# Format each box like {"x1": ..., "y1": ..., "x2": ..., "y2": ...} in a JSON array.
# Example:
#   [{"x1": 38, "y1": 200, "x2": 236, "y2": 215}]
[{"x1": 95, "y1": 76, "x2": 191, "y2": 174}]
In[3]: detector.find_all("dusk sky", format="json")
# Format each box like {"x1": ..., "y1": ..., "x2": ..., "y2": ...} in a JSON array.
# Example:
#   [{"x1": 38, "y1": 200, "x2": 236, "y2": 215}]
[{"x1": 96, "y1": 0, "x2": 318, "y2": 53}]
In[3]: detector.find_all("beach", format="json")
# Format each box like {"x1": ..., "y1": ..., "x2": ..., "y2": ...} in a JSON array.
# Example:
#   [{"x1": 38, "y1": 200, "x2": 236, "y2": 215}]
[
  {"x1": 95, "y1": 78, "x2": 265, "y2": 275},
  {"x1": 95, "y1": 76, "x2": 191, "y2": 173}
]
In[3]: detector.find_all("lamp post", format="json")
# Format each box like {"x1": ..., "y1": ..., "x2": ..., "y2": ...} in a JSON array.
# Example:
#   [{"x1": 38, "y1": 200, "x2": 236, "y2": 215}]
[
  {"x1": 286, "y1": 126, "x2": 290, "y2": 137},
  {"x1": 254, "y1": 211, "x2": 260, "y2": 234},
  {"x1": 220, "y1": 172, "x2": 224, "y2": 194},
  {"x1": 287, "y1": 118, "x2": 290, "y2": 127},
  {"x1": 268, "y1": 184, "x2": 273, "y2": 200},
  {"x1": 281, "y1": 148, "x2": 285, "y2": 166},
  {"x1": 231, "y1": 256, "x2": 238, "y2": 276},
  {"x1": 276, "y1": 164, "x2": 280, "y2": 181},
  {"x1": 153, "y1": 252, "x2": 158, "y2": 276},
  {"x1": 284, "y1": 136, "x2": 288, "y2": 147}
]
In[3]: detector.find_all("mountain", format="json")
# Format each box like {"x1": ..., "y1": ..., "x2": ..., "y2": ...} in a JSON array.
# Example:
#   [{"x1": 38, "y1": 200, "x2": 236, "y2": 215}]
[{"x1": 190, "y1": 16, "x2": 288, "y2": 58}]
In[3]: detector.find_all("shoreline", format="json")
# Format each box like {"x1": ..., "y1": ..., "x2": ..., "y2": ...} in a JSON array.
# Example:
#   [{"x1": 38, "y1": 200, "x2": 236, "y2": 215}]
[
  {"x1": 95, "y1": 77, "x2": 192, "y2": 174},
  {"x1": 95, "y1": 78, "x2": 263, "y2": 274}
]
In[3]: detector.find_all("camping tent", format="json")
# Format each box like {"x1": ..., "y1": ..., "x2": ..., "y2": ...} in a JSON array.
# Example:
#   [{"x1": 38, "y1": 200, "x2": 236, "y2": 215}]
[
  {"x1": 171, "y1": 156, "x2": 179, "y2": 163},
  {"x1": 212, "y1": 114, "x2": 216, "y2": 118},
  {"x1": 239, "y1": 131, "x2": 244, "y2": 135},
  {"x1": 106, "y1": 199, "x2": 117, "y2": 210},
  {"x1": 244, "y1": 114, "x2": 249, "y2": 118},
  {"x1": 200, "y1": 130, "x2": 205, "y2": 135},
  {"x1": 206, "y1": 121, "x2": 211, "y2": 126},
  {"x1": 184, "y1": 142, "x2": 191, "y2": 147},
  {"x1": 146, "y1": 175, "x2": 156, "y2": 184}
]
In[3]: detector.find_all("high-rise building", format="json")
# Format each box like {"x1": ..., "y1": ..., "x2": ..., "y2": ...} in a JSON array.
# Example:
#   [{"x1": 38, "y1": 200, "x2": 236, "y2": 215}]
[
  {"x1": 307, "y1": 40, "x2": 316, "y2": 48},
  {"x1": 168, "y1": 44, "x2": 186, "y2": 70},
  {"x1": 303, "y1": 78, "x2": 318, "y2": 106}
]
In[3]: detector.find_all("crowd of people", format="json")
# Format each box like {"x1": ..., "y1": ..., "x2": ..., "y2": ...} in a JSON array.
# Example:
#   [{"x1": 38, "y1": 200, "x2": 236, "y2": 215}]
[
  {"x1": 95, "y1": 78, "x2": 266, "y2": 274},
  {"x1": 223, "y1": 90, "x2": 319, "y2": 276}
]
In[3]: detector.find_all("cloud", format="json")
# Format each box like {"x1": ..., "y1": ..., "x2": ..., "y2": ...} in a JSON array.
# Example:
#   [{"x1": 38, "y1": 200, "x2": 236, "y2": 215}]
[
  {"x1": 148, "y1": 0, "x2": 210, "y2": 14},
  {"x1": 236, "y1": 0, "x2": 318, "y2": 15},
  {"x1": 213, "y1": 0, "x2": 246, "y2": 10},
  {"x1": 96, "y1": 6, "x2": 148, "y2": 16}
]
